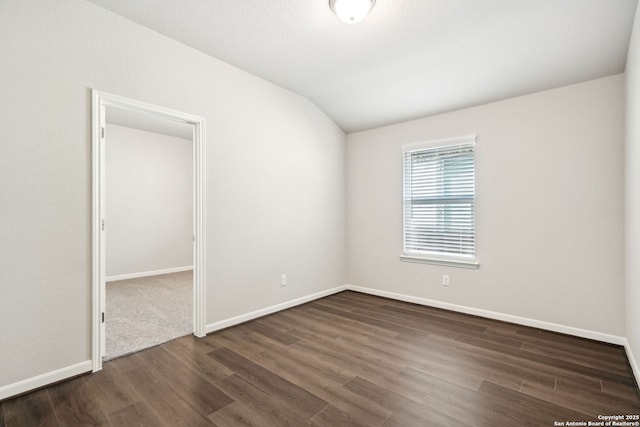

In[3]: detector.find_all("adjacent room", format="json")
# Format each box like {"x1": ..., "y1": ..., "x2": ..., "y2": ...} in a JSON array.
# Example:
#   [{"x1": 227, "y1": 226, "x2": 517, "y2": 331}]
[
  {"x1": 104, "y1": 107, "x2": 195, "y2": 360},
  {"x1": 1, "y1": 0, "x2": 640, "y2": 425}
]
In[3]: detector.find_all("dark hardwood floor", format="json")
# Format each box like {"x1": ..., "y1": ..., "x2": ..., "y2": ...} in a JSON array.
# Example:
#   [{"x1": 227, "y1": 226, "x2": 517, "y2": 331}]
[{"x1": 2, "y1": 291, "x2": 639, "y2": 426}]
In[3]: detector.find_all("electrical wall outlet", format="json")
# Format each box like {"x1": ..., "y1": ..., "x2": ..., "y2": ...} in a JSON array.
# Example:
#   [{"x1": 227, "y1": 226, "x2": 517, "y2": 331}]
[
  {"x1": 442, "y1": 274, "x2": 450, "y2": 286},
  {"x1": 280, "y1": 273, "x2": 287, "y2": 287}
]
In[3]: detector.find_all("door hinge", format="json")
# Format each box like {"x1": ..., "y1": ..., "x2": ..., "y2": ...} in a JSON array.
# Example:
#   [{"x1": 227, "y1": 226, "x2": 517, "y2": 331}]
[
  {"x1": 101, "y1": 127, "x2": 105, "y2": 138},
  {"x1": 101, "y1": 219, "x2": 104, "y2": 231},
  {"x1": 102, "y1": 312, "x2": 105, "y2": 323}
]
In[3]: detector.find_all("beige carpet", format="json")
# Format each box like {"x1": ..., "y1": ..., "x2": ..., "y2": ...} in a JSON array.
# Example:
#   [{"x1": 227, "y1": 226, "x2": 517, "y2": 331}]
[{"x1": 105, "y1": 270, "x2": 192, "y2": 360}]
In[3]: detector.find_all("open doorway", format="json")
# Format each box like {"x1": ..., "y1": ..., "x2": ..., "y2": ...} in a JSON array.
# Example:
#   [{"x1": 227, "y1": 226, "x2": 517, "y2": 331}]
[
  {"x1": 91, "y1": 90, "x2": 206, "y2": 372},
  {"x1": 104, "y1": 115, "x2": 193, "y2": 360}
]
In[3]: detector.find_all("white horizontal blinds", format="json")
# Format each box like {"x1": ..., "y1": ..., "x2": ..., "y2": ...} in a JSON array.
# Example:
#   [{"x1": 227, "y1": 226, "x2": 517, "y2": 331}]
[{"x1": 403, "y1": 141, "x2": 475, "y2": 260}]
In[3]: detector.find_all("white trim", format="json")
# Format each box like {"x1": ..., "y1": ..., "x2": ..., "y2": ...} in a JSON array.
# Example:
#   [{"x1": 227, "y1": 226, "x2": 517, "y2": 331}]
[
  {"x1": 0, "y1": 361, "x2": 91, "y2": 401},
  {"x1": 401, "y1": 136, "x2": 477, "y2": 265},
  {"x1": 206, "y1": 286, "x2": 348, "y2": 333},
  {"x1": 91, "y1": 92, "x2": 105, "y2": 371},
  {"x1": 91, "y1": 89, "x2": 207, "y2": 371},
  {"x1": 4, "y1": 285, "x2": 637, "y2": 400},
  {"x1": 345, "y1": 285, "x2": 626, "y2": 345},
  {"x1": 192, "y1": 117, "x2": 207, "y2": 338},
  {"x1": 402, "y1": 134, "x2": 476, "y2": 153},
  {"x1": 205, "y1": 283, "x2": 627, "y2": 346},
  {"x1": 400, "y1": 255, "x2": 479, "y2": 269},
  {"x1": 623, "y1": 339, "x2": 640, "y2": 387},
  {"x1": 106, "y1": 266, "x2": 194, "y2": 282}
]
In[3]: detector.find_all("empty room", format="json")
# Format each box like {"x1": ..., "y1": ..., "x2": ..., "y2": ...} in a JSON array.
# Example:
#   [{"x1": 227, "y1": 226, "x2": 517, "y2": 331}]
[
  {"x1": 103, "y1": 107, "x2": 195, "y2": 360},
  {"x1": 1, "y1": 0, "x2": 640, "y2": 425}
]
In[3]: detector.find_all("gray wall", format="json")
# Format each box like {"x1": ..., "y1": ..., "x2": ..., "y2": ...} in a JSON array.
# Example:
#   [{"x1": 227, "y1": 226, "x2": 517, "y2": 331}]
[
  {"x1": 0, "y1": 0, "x2": 635, "y2": 396},
  {"x1": 625, "y1": 3, "x2": 640, "y2": 380},
  {"x1": 0, "y1": 0, "x2": 346, "y2": 387},
  {"x1": 105, "y1": 124, "x2": 193, "y2": 279},
  {"x1": 347, "y1": 75, "x2": 625, "y2": 336}
]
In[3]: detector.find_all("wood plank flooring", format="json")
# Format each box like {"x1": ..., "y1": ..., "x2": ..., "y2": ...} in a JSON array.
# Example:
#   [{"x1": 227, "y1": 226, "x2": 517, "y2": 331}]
[{"x1": 2, "y1": 291, "x2": 639, "y2": 426}]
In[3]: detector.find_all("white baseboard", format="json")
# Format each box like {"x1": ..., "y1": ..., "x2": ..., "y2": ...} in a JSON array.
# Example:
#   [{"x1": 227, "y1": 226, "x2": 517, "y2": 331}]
[
  {"x1": 3, "y1": 284, "x2": 635, "y2": 402},
  {"x1": 106, "y1": 266, "x2": 193, "y2": 282},
  {"x1": 623, "y1": 339, "x2": 640, "y2": 387},
  {"x1": 0, "y1": 360, "x2": 92, "y2": 401},
  {"x1": 345, "y1": 285, "x2": 627, "y2": 346},
  {"x1": 205, "y1": 283, "x2": 627, "y2": 345},
  {"x1": 206, "y1": 285, "x2": 348, "y2": 333}
]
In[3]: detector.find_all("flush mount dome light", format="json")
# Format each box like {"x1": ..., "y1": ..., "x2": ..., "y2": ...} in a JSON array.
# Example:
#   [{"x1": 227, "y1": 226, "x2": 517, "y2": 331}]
[{"x1": 329, "y1": 0, "x2": 376, "y2": 24}]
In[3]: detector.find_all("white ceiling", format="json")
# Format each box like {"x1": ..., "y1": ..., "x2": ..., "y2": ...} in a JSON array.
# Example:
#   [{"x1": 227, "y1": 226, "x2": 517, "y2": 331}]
[{"x1": 87, "y1": 0, "x2": 638, "y2": 133}]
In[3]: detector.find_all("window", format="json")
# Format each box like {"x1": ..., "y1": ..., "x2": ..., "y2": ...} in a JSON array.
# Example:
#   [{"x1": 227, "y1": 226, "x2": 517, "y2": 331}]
[{"x1": 401, "y1": 136, "x2": 478, "y2": 268}]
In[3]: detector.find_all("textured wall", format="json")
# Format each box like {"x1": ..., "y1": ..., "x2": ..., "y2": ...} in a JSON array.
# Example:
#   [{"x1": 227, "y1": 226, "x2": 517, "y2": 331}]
[
  {"x1": 0, "y1": 0, "x2": 346, "y2": 388},
  {"x1": 347, "y1": 75, "x2": 625, "y2": 335},
  {"x1": 105, "y1": 124, "x2": 193, "y2": 278},
  {"x1": 625, "y1": 2, "x2": 640, "y2": 380}
]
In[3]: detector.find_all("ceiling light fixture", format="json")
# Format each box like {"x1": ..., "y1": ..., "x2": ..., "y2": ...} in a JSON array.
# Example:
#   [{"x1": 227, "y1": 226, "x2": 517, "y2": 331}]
[{"x1": 329, "y1": 0, "x2": 376, "y2": 24}]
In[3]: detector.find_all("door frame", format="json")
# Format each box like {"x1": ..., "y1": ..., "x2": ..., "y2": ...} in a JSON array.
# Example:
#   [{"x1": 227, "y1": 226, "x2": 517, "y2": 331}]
[{"x1": 91, "y1": 89, "x2": 207, "y2": 372}]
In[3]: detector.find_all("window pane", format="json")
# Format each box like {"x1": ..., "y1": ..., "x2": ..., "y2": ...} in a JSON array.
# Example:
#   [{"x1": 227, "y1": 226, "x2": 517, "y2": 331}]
[{"x1": 403, "y1": 139, "x2": 476, "y2": 261}]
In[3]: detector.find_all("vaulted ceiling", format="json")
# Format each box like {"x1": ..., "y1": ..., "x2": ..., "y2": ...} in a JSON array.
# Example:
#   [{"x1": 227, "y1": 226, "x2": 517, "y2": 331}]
[{"x1": 86, "y1": 0, "x2": 638, "y2": 133}]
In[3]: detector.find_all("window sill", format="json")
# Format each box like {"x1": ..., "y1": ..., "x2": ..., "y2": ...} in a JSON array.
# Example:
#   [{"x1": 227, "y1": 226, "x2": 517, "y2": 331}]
[{"x1": 400, "y1": 254, "x2": 479, "y2": 269}]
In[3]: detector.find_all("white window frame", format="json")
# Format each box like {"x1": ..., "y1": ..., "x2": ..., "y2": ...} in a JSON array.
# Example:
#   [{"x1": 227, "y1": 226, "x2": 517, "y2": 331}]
[{"x1": 400, "y1": 135, "x2": 479, "y2": 269}]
